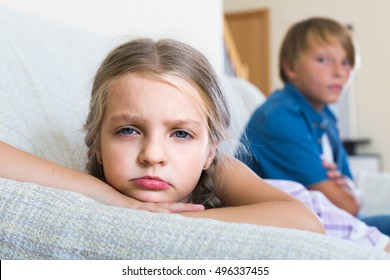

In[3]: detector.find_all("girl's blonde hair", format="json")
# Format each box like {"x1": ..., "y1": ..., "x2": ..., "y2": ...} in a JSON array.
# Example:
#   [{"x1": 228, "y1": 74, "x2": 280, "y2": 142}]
[
  {"x1": 84, "y1": 38, "x2": 230, "y2": 208},
  {"x1": 279, "y1": 17, "x2": 355, "y2": 83}
]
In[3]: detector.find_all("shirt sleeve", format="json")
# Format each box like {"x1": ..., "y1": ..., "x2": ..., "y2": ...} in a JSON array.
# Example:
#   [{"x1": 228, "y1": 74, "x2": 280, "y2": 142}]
[{"x1": 240, "y1": 105, "x2": 328, "y2": 188}]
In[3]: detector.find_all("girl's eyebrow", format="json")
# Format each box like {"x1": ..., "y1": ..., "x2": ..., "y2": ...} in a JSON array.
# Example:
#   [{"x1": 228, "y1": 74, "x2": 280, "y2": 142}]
[
  {"x1": 108, "y1": 114, "x2": 144, "y2": 124},
  {"x1": 164, "y1": 119, "x2": 203, "y2": 129},
  {"x1": 109, "y1": 113, "x2": 203, "y2": 128}
]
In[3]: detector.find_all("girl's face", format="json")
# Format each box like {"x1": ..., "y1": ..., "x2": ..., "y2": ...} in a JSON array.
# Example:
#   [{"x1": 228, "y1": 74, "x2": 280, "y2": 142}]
[
  {"x1": 99, "y1": 73, "x2": 215, "y2": 203},
  {"x1": 285, "y1": 38, "x2": 352, "y2": 110}
]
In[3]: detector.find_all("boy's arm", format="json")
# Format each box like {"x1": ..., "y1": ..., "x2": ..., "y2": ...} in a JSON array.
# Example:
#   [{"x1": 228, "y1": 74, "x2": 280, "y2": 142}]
[
  {"x1": 308, "y1": 180, "x2": 360, "y2": 216},
  {"x1": 182, "y1": 157, "x2": 325, "y2": 234},
  {"x1": 243, "y1": 112, "x2": 360, "y2": 217},
  {"x1": 310, "y1": 160, "x2": 361, "y2": 216},
  {"x1": 0, "y1": 141, "x2": 203, "y2": 213}
]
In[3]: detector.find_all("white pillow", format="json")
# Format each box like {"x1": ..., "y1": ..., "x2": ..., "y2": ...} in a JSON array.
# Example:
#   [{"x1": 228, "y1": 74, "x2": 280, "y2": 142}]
[{"x1": 220, "y1": 75, "x2": 265, "y2": 155}]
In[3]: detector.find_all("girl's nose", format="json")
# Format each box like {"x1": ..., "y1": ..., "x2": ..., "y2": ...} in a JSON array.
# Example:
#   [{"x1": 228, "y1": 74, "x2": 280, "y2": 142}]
[{"x1": 138, "y1": 137, "x2": 167, "y2": 166}]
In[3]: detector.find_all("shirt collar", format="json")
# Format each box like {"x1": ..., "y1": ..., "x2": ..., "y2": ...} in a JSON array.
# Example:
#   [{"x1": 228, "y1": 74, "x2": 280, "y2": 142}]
[{"x1": 284, "y1": 82, "x2": 329, "y2": 129}]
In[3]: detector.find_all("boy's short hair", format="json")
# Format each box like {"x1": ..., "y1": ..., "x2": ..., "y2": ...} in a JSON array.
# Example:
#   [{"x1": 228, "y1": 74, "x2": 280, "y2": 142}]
[{"x1": 279, "y1": 17, "x2": 355, "y2": 83}]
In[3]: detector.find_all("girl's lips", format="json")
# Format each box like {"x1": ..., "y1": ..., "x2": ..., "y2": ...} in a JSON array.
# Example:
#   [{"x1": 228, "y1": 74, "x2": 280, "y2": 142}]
[{"x1": 132, "y1": 177, "x2": 170, "y2": 190}]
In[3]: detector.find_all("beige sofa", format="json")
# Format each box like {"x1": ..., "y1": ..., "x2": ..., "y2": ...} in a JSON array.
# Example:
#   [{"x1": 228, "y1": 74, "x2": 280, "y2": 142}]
[{"x1": 0, "y1": 5, "x2": 389, "y2": 259}]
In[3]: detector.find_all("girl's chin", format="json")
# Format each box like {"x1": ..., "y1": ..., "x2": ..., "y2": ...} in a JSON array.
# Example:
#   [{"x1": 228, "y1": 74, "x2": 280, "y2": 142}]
[
  {"x1": 126, "y1": 190, "x2": 190, "y2": 204},
  {"x1": 130, "y1": 192, "x2": 172, "y2": 204}
]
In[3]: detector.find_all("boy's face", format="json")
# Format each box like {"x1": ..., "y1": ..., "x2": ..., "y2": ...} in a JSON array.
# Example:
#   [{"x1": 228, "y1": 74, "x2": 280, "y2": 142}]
[
  {"x1": 284, "y1": 39, "x2": 352, "y2": 110},
  {"x1": 98, "y1": 73, "x2": 215, "y2": 203}
]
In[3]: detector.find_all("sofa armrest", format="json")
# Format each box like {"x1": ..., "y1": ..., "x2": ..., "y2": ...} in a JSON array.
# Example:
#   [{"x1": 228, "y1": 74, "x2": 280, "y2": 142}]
[
  {"x1": 1, "y1": 178, "x2": 389, "y2": 260},
  {"x1": 356, "y1": 172, "x2": 390, "y2": 216}
]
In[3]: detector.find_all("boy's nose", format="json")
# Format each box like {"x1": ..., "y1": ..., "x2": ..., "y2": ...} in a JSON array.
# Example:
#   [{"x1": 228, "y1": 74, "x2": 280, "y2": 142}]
[
  {"x1": 333, "y1": 61, "x2": 348, "y2": 78},
  {"x1": 138, "y1": 137, "x2": 167, "y2": 166}
]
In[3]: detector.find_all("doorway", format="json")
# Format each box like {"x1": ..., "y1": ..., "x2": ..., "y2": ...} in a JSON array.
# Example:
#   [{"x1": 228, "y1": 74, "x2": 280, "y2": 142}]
[{"x1": 225, "y1": 9, "x2": 271, "y2": 95}]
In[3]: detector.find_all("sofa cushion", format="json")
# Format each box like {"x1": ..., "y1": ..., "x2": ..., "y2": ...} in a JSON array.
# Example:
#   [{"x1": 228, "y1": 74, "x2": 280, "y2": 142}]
[
  {"x1": 0, "y1": 5, "x2": 111, "y2": 170},
  {"x1": 1, "y1": 177, "x2": 389, "y2": 259},
  {"x1": 220, "y1": 76, "x2": 265, "y2": 155}
]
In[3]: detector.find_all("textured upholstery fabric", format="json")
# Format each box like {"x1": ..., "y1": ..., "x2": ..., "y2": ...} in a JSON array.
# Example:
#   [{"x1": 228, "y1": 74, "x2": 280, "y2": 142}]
[
  {"x1": 1, "y1": 4, "x2": 389, "y2": 259},
  {"x1": 0, "y1": 5, "x2": 110, "y2": 170},
  {"x1": 2, "y1": 178, "x2": 389, "y2": 260},
  {"x1": 357, "y1": 172, "x2": 390, "y2": 215}
]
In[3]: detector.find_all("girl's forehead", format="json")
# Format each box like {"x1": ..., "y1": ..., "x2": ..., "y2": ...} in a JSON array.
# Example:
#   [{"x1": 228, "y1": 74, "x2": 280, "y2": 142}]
[
  {"x1": 112, "y1": 72, "x2": 197, "y2": 94},
  {"x1": 108, "y1": 73, "x2": 209, "y2": 116}
]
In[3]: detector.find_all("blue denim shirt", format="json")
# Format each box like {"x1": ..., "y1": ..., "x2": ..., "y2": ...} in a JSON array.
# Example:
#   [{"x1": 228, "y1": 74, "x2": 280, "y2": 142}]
[{"x1": 237, "y1": 82, "x2": 353, "y2": 188}]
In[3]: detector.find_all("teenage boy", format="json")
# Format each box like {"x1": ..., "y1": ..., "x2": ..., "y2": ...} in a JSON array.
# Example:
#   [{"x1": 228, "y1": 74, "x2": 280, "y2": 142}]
[{"x1": 237, "y1": 17, "x2": 390, "y2": 236}]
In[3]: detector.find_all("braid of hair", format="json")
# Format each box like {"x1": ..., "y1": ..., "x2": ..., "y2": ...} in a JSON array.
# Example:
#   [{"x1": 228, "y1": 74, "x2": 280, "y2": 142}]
[{"x1": 188, "y1": 158, "x2": 223, "y2": 209}]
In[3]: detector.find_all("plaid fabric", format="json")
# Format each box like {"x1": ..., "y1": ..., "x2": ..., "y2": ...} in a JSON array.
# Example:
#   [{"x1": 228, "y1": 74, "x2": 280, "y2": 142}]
[{"x1": 266, "y1": 179, "x2": 389, "y2": 250}]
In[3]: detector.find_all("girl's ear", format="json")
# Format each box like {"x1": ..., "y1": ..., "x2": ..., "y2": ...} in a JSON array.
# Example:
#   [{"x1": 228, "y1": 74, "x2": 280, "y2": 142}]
[
  {"x1": 282, "y1": 60, "x2": 298, "y2": 81},
  {"x1": 203, "y1": 145, "x2": 217, "y2": 170},
  {"x1": 96, "y1": 151, "x2": 102, "y2": 164},
  {"x1": 92, "y1": 134, "x2": 103, "y2": 164}
]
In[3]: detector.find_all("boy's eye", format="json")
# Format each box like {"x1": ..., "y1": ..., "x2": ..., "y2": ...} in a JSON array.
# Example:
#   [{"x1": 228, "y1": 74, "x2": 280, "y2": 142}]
[
  {"x1": 317, "y1": 56, "x2": 329, "y2": 63},
  {"x1": 172, "y1": 130, "x2": 192, "y2": 139},
  {"x1": 118, "y1": 127, "x2": 138, "y2": 135},
  {"x1": 342, "y1": 59, "x2": 351, "y2": 67}
]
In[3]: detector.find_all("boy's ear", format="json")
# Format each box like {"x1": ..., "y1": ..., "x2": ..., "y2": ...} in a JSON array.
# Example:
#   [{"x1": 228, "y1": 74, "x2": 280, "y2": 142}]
[{"x1": 282, "y1": 60, "x2": 298, "y2": 81}]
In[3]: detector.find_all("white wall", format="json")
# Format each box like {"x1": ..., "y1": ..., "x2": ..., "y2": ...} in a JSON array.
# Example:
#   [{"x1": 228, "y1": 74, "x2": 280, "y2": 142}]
[
  {"x1": 225, "y1": 0, "x2": 390, "y2": 172},
  {"x1": 0, "y1": 0, "x2": 224, "y2": 72}
]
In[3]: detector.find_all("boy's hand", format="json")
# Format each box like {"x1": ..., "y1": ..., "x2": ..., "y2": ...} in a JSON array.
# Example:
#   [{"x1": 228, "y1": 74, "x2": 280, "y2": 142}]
[
  {"x1": 322, "y1": 160, "x2": 363, "y2": 205},
  {"x1": 323, "y1": 161, "x2": 348, "y2": 187}
]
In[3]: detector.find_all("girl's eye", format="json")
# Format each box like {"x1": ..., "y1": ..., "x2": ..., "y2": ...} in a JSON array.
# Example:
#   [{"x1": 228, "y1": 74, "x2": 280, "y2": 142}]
[
  {"x1": 118, "y1": 127, "x2": 138, "y2": 135},
  {"x1": 172, "y1": 130, "x2": 192, "y2": 139}
]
